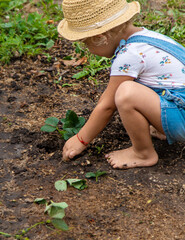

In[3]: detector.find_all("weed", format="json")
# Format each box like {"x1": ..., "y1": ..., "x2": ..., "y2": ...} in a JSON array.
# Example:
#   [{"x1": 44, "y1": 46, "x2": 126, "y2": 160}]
[
  {"x1": 37, "y1": 0, "x2": 63, "y2": 22},
  {"x1": 41, "y1": 110, "x2": 86, "y2": 140},
  {"x1": 85, "y1": 170, "x2": 107, "y2": 182},
  {"x1": 95, "y1": 144, "x2": 104, "y2": 154},
  {"x1": 72, "y1": 55, "x2": 111, "y2": 80},
  {"x1": 0, "y1": 0, "x2": 60, "y2": 64}
]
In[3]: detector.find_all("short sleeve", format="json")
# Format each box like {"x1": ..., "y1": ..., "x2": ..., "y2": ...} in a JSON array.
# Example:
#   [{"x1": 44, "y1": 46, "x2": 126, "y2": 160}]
[{"x1": 110, "y1": 44, "x2": 145, "y2": 78}]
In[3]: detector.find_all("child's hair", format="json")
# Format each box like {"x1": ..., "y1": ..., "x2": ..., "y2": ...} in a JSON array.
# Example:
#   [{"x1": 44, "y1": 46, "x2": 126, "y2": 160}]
[{"x1": 82, "y1": 19, "x2": 132, "y2": 47}]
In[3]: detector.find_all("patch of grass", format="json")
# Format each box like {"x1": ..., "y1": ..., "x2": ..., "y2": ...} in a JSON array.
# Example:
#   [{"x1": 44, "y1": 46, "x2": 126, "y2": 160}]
[
  {"x1": 37, "y1": 0, "x2": 63, "y2": 22},
  {"x1": 0, "y1": 0, "x2": 62, "y2": 64},
  {"x1": 135, "y1": 0, "x2": 185, "y2": 45}
]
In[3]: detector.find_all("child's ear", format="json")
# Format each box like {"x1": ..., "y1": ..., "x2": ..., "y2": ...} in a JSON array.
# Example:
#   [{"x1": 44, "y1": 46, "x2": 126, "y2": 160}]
[{"x1": 98, "y1": 34, "x2": 109, "y2": 45}]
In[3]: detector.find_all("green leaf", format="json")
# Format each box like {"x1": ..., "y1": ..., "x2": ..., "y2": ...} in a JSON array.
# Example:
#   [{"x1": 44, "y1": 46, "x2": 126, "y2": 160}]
[
  {"x1": 75, "y1": 117, "x2": 86, "y2": 128},
  {"x1": 66, "y1": 179, "x2": 87, "y2": 190},
  {"x1": 51, "y1": 202, "x2": 68, "y2": 209},
  {"x1": 73, "y1": 181, "x2": 87, "y2": 190},
  {"x1": 40, "y1": 125, "x2": 56, "y2": 132},
  {"x1": 72, "y1": 128, "x2": 80, "y2": 135},
  {"x1": 55, "y1": 180, "x2": 67, "y2": 191},
  {"x1": 49, "y1": 207, "x2": 65, "y2": 219},
  {"x1": 45, "y1": 117, "x2": 59, "y2": 127},
  {"x1": 63, "y1": 128, "x2": 75, "y2": 140},
  {"x1": 64, "y1": 110, "x2": 79, "y2": 126},
  {"x1": 72, "y1": 70, "x2": 90, "y2": 79},
  {"x1": 60, "y1": 111, "x2": 86, "y2": 140},
  {"x1": 33, "y1": 33, "x2": 47, "y2": 40},
  {"x1": 46, "y1": 39, "x2": 54, "y2": 49},
  {"x1": 85, "y1": 171, "x2": 107, "y2": 181},
  {"x1": 34, "y1": 198, "x2": 47, "y2": 204},
  {"x1": 96, "y1": 171, "x2": 107, "y2": 177},
  {"x1": 51, "y1": 219, "x2": 69, "y2": 231},
  {"x1": 45, "y1": 202, "x2": 68, "y2": 216},
  {"x1": 85, "y1": 172, "x2": 96, "y2": 178},
  {"x1": 63, "y1": 55, "x2": 73, "y2": 60}
]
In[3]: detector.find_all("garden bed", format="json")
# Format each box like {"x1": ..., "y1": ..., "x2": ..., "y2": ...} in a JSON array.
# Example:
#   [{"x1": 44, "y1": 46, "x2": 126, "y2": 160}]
[
  {"x1": 0, "y1": 0, "x2": 185, "y2": 239},
  {"x1": 0, "y1": 37, "x2": 185, "y2": 240}
]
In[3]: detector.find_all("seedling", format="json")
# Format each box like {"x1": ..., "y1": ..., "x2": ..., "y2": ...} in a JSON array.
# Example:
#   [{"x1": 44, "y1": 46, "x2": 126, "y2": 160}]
[
  {"x1": 95, "y1": 144, "x2": 104, "y2": 154},
  {"x1": 35, "y1": 198, "x2": 69, "y2": 231},
  {"x1": 41, "y1": 110, "x2": 86, "y2": 140},
  {"x1": 55, "y1": 178, "x2": 87, "y2": 191},
  {"x1": 85, "y1": 170, "x2": 107, "y2": 182}
]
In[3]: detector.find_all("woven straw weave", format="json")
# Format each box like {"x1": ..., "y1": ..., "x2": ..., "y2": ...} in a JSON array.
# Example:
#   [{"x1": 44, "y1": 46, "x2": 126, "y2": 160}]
[{"x1": 62, "y1": 0, "x2": 127, "y2": 28}]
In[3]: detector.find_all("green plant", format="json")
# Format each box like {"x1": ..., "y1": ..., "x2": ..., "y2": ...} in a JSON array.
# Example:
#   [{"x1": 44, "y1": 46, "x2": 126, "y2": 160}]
[
  {"x1": 72, "y1": 55, "x2": 111, "y2": 80},
  {"x1": 85, "y1": 170, "x2": 107, "y2": 182},
  {"x1": 44, "y1": 201, "x2": 69, "y2": 230},
  {"x1": 41, "y1": 110, "x2": 86, "y2": 140},
  {"x1": 0, "y1": 220, "x2": 50, "y2": 239},
  {"x1": 38, "y1": 0, "x2": 63, "y2": 22},
  {"x1": 135, "y1": 0, "x2": 185, "y2": 45},
  {"x1": 55, "y1": 178, "x2": 87, "y2": 191},
  {"x1": 0, "y1": 12, "x2": 57, "y2": 64},
  {"x1": 0, "y1": 198, "x2": 69, "y2": 238},
  {"x1": 0, "y1": 0, "x2": 27, "y2": 16},
  {"x1": 95, "y1": 144, "x2": 104, "y2": 154},
  {"x1": 0, "y1": 0, "x2": 61, "y2": 64},
  {"x1": 35, "y1": 198, "x2": 69, "y2": 231}
]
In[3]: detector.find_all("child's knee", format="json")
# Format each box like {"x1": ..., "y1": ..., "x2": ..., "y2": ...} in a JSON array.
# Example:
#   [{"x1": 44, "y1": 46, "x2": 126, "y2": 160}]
[{"x1": 115, "y1": 81, "x2": 136, "y2": 108}]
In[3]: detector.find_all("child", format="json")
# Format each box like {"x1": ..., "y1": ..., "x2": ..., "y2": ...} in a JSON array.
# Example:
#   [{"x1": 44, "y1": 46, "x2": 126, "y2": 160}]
[{"x1": 57, "y1": 0, "x2": 185, "y2": 169}]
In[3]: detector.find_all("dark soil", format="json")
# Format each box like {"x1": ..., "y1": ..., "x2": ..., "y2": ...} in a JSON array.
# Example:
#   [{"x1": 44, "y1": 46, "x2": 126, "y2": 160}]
[{"x1": 0, "y1": 21, "x2": 185, "y2": 240}]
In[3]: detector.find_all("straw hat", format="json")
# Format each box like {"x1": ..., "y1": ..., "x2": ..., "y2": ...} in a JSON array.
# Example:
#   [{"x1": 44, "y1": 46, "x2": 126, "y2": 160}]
[{"x1": 57, "y1": 0, "x2": 140, "y2": 41}]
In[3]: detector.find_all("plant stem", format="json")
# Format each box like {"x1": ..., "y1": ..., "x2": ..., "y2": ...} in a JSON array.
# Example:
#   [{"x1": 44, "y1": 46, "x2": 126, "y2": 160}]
[
  {"x1": 0, "y1": 220, "x2": 51, "y2": 239},
  {"x1": 0, "y1": 231, "x2": 12, "y2": 237}
]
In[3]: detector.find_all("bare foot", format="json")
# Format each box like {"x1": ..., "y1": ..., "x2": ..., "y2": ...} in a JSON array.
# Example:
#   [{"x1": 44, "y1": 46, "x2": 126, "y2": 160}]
[
  {"x1": 150, "y1": 126, "x2": 166, "y2": 140},
  {"x1": 105, "y1": 147, "x2": 158, "y2": 169}
]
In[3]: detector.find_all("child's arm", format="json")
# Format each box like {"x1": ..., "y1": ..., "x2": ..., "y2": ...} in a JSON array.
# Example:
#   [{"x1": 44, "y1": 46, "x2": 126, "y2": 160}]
[{"x1": 62, "y1": 75, "x2": 134, "y2": 160}]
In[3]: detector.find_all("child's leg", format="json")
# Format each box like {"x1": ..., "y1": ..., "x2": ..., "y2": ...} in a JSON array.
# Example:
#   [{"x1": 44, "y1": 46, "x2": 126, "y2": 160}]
[{"x1": 106, "y1": 81, "x2": 164, "y2": 169}]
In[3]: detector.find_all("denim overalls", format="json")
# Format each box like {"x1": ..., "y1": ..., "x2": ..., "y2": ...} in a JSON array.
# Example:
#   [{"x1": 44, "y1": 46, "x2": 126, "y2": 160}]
[{"x1": 114, "y1": 35, "x2": 185, "y2": 144}]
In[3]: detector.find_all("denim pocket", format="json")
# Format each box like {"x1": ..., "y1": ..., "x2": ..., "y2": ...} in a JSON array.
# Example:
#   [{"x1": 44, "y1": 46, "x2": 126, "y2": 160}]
[{"x1": 161, "y1": 89, "x2": 185, "y2": 109}]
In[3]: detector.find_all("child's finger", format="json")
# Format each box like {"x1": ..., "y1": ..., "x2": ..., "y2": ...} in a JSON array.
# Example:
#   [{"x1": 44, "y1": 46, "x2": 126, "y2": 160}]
[{"x1": 69, "y1": 151, "x2": 75, "y2": 159}]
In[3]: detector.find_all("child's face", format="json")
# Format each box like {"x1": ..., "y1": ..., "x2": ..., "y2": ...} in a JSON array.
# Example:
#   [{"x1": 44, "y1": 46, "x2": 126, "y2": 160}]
[{"x1": 83, "y1": 38, "x2": 116, "y2": 58}]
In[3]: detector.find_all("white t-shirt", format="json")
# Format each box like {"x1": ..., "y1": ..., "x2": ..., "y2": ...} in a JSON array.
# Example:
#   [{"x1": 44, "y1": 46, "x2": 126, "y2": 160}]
[{"x1": 111, "y1": 28, "x2": 185, "y2": 89}]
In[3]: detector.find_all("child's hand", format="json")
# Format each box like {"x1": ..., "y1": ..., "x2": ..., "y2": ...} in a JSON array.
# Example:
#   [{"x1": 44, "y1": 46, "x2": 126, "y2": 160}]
[{"x1": 62, "y1": 135, "x2": 87, "y2": 161}]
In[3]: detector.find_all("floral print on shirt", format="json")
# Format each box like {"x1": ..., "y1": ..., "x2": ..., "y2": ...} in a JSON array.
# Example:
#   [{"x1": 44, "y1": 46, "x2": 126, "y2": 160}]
[
  {"x1": 139, "y1": 52, "x2": 146, "y2": 58},
  {"x1": 119, "y1": 64, "x2": 131, "y2": 73},
  {"x1": 182, "y1": 67, "x2": 185, "y2": 74},
  {"x1": 118, "y1": 47, "x2": 128, "y2": 55},
  {"x1": 158, "y1": 73, "x2": 172, "y2": 80},
  {"x1": 160, "y1": 56, "x2": 171, "y2": 66}
]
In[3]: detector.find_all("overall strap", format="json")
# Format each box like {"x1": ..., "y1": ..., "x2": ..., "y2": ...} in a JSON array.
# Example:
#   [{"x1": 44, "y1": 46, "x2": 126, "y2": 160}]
[{"x1": 126, "y1": 35, "x2": 185, "y2": 65}]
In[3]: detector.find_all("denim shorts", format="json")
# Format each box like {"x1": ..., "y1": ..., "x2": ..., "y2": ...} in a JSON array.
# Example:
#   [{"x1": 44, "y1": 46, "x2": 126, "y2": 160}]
[{"x1": 153, "y1": 88, "x2": 185, "y2": 144}]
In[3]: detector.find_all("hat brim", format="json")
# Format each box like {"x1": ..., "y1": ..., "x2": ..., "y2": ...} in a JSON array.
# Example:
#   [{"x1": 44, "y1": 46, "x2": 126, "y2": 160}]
[{"x1": 57, "y1": 1, "x2": 140, "y2": 41}]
